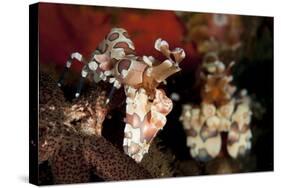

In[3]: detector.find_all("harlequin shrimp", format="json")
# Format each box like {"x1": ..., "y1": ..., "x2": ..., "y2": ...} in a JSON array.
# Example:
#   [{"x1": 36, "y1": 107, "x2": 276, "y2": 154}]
[
  {"x1": 58, "y1": 28, "x2": 186, "y2": 162},
  {"x1": 180, "y1": 53, "x2": 252, "y2": 161}
]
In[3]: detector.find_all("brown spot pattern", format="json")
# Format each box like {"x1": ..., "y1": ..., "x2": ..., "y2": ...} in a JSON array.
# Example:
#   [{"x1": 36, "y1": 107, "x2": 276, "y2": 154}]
[
  {"x1": 113, "y1": 42, "x2": 136, "y2": 55},
  {"x1": 117, "y1": 59, "x2": 131, "y2": 74},
  {"x1": 200, "y1": 124, "x2": 219, "y2": 142},
  {"x1": 186, "y1": 128, "x2": 198, "y2": 137},
  {"x1": 108, "y1": 32, "x2": 120, "y2": 41},
  {"x1": 123, "y1": 31, "x2": 130, "y2": 38},
  {"x1": 114, "y1": 42, "x2": 129, "y2": 49}
]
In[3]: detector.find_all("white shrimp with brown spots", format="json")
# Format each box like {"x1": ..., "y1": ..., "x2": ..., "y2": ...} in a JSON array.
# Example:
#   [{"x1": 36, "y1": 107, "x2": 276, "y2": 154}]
[{"x1": 58, "y1": 28, "x2": 186, "y2": 162}]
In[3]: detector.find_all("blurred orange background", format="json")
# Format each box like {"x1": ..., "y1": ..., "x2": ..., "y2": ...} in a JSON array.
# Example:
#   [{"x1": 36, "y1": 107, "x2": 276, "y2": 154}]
[{"x1": 39, "y1": 3, "x2": 199, "y2": 72}]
